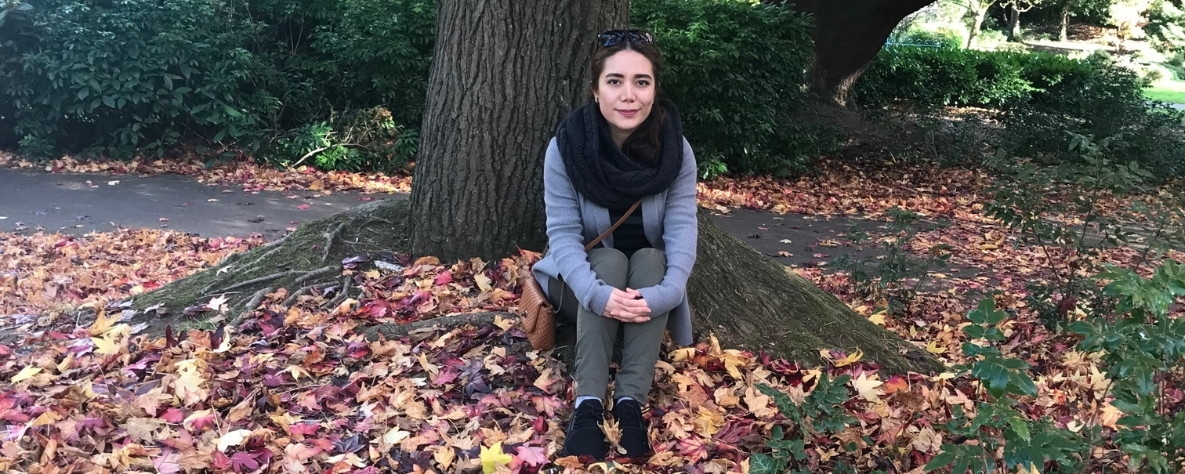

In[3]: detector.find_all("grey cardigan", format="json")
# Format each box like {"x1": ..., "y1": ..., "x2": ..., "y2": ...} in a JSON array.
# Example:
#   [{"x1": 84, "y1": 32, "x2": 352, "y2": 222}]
[{"x1": 531, "y1": 136, "x2": 699, "y2": 346}]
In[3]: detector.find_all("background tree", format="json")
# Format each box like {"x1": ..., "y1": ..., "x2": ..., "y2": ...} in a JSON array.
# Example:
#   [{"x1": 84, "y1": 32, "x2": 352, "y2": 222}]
[
  {"x1": 767, "y1": 0, "x2": 940, "y2": 106},
  {"x1": 956, "y1": 0, "x2": 999, "y2": 47}
]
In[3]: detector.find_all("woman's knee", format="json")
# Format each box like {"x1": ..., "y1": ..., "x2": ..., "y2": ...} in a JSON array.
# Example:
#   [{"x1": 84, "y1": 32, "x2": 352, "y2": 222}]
[
  {"x1": 629, "y1": 248, "x2": 665, "y2": 266},
  {"x1": 588, "y1": 247, "x2": 629, "y2": 287}
]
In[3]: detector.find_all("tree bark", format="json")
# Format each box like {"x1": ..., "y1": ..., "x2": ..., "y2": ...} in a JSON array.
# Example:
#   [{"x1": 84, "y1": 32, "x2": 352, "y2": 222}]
[
  {"x1": 1008, "y1": 5, "x2": 1023, "y2": 41},
  {"x1": 968, "y1": 6, "x2": 989, "y2": 48},
  {"x1": 1060, "y1": 2, "x2": 1071, "y2": 41},
  {"x1": 408, "y1": 0, "x2": 628, "y2": 262},
  {"x1": 766, "y1": 0, "x2": 938, "y2": 106}
]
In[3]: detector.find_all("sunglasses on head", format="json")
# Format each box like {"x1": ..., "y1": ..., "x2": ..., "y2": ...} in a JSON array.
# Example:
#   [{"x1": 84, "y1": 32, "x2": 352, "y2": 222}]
[{"x1": 597, "y1": 29, "x2": 654, "y2": 48}]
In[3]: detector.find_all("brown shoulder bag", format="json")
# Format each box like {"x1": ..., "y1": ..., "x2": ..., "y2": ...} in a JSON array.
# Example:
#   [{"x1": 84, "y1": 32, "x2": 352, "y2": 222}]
[{"x1": 517, "y1": 200, "x2": 642, "y2": 350}]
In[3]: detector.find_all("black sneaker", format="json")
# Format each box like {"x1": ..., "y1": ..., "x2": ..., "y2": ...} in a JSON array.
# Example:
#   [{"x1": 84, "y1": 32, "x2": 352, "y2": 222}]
[
  {"x1": 563, "y1": 399, "x2": 607, "y2": 460},
  {"x1": 611, "y1": 398, "x2": 651, "y2": 459}
]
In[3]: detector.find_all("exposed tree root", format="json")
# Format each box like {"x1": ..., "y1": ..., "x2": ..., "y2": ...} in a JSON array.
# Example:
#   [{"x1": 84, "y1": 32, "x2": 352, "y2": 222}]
[
  {"x1": 129, "y1": 199, "x2": 411, "y2": 337},
  {"x1": 322, "y1": 222, "x2": 347, "y2": 262}
]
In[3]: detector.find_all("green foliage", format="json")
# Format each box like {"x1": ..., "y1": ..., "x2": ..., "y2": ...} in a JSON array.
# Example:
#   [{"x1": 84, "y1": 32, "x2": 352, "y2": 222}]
[
  {"x1": 755, "y1": 373, "x2": 857, "y2": 473},
  {"x1": 833, "y1": 207, "x2": 953, "y2": 308},
  {"x1": 260, "y1": 107, "x2": 416, "y2": 172},
  {"x1": 858, "y1": 47, "x2": 1185, "y2": 178},
  {"x1": 1147, "y1": 0, "x2": 1185, "y2": 53},
  {"x1": 0, "y1": 0, "x2": 431, "y2": 170},
  {"x1": 632, "y1": 0, "x2": 838, "y2": 178},
  {"x1": 926, "y1": 298, "x2": 1090, "y2": 473},
  {"x1": 1069, "y1": 260, "x2": 1185, "y2": 473},
  {"x1": 979, "y1": 131, "x2": 1185, "y2": 472},
  {"x1": 890, "y1": 25, "x2": 964, "y2": 49},
  {"x1": 0, "y1": 0, "x2": 272, "y2": 158}
]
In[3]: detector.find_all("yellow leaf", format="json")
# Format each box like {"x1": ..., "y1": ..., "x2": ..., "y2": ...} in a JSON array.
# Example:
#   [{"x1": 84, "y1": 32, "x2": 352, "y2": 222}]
[
  {"x1": 173, "y1": 360, "x2": 209, "y2": 407},
  {"x1": 833, "y1": 349, "x2": 863, "y2": 367},
  {"x1": 10, "y1": 366, "x2": 41, "y2": 383},
  {"x1": 851, "y1": 372, "x2": 883, "y2": 402},
  {"x1": 926, "y1": 341, "x2": 945, "y2": 354},
  {"x1": 479, "y1": 441, "x2": 512, "y2": 474},
  {"x1": 722, "y1": 350, "x2": 748, "y2": 379},
  {"x1": 92, "y1": 333, "x2": 125, "y2": 356},
  {"x1": 868, "y1": 310, "x2": 887, "y2": 326},
  {"x1": 493, "y1": 315, "x2": 514, "y2": 331},
  {"x1": 88, "y1": 310, "x2": 117, "y2": 336},
  {"x1": 670, "y1": 348, "x2": 696, "y2": 362},
  {"x1": 363, "y1": 269, "x2": 380, "y2": 280},
  {"x1": 434, "y1": 446, "x2": 455, "y2": 470},
  {"x1": 694, "y1": 406, "x2": 725, "y2": 437},
  {"x1": 474, "y1": 274, "x2": 493, "y2": 292}
]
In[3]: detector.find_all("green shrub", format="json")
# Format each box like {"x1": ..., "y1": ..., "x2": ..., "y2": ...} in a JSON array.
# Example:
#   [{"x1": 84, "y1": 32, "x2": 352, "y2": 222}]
[
  {"x1": 890, "y1": 25, "x2": 963, "y2": 50},
  {"x1": 857, "y1": 47, "x2": 1185, "y2": 178},
  {"x1": 259, "y1": 106, "x2": 416, "y2": 172},
  {"x1": 632, "y1": 0, "x2": 836, "y2": 178},
  {"x1": 1147, "y1": 0, "x2": 1185, "y2": 53},
  {"x1": 0, "y1": 0, "x2": 273, "y2": 158}
]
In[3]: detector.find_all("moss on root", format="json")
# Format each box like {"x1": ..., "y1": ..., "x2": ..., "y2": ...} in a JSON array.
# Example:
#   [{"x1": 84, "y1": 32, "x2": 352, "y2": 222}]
[{"x1": 130, "y1": 199, "x2": 410, "y2": 336}]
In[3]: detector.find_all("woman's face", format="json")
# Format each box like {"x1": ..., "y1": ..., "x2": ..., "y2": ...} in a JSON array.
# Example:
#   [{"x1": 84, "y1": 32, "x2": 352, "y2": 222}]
[{"x1": 592, "y1": 49, "x2": 655, "y2": 144}]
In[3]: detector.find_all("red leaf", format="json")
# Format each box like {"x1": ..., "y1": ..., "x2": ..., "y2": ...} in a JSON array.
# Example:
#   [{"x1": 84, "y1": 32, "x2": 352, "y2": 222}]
[
  {"x1": 231, "y1": 451, "x2": 260, "y2": 472},
  {"x1": 297, "y1": 204, "x2": 310, "y2": 210},
  {"x1": 678, "y1": 436, "x2": 708, "y2": 462},
  {"x1": 160, "y1": 408, "x2": 184, "y2": 424},
  {"x1": 289, "y1": 422, "x2": 320, "y2": 436},
  {"x1": 515, "y1": 445, "x2": 548, "y2": 467},
  {"x1": 883, "y1": 375, "x2": 909, "y2": 395},
  {"x1": 153, "y1": 448, "x2": 182, "y2": 474},
  {"x1": 434, "y1": 271, "x2": 452, "y2": 286}
]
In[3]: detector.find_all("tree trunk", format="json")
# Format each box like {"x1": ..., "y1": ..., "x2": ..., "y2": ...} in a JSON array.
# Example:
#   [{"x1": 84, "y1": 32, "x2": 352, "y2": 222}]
[
  {"x1": 1008, "y1": 5, "x2": 1022, "y2": 41},
  {"x1": 682, "y1": 212, "x2": 939, "y2": 375},
  {"x1": 1060, "y1": 3, "x2": 1071, "y2": 42},
  {"x1": 767, "y1": 0, "x2": 938, "y2": 107},
  {"x1": 968, "y1": 7, "x2": 989, "y2": 48},
  {"x1": 407, "y1": 0, "x2": 629, "y2": 262}
]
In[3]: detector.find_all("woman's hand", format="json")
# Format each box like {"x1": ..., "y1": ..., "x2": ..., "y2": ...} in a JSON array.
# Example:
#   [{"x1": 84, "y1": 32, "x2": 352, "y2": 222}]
[{"x1": 602, "y1": 288, "x2": 651, "y2": 323}]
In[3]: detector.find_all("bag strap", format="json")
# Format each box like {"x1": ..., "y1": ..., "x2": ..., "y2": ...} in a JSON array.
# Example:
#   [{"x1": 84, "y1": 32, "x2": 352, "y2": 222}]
[{"x1": 584, "y1": 199, "x2": 642, "y2": 251}]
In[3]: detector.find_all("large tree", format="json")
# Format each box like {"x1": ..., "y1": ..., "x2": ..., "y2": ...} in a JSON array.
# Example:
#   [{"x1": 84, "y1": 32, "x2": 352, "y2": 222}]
[
  {"x1": 135, "y1": 0, "x2": 942, "y2": 375},
  {"x1": 768, "y1": 0, "x2": 938, "y2": 106},
  {"x1": 407, "y1": 0, "x2": 628, "y2": 262}
]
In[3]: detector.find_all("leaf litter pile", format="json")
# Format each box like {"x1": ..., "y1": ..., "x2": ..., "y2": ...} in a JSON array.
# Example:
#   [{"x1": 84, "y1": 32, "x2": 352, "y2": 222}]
[{"x1": 1, "y1": 158, "x2": 1183, "y2": 473}]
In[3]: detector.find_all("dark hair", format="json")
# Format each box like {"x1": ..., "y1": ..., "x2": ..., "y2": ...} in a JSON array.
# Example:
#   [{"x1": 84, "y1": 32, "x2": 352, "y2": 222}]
[{"x1": 589, "y1": 32, "x2": 665, "y2": 165}]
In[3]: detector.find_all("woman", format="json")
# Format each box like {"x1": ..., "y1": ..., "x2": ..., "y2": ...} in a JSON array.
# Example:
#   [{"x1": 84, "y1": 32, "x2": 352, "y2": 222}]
[{"x1": 530, "y1": 29, "x2": 698, "y2": 461}]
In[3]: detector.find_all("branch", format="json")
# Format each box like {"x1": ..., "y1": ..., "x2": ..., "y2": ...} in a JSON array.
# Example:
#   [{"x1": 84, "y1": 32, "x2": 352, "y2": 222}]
[{"x1": 286, "y1": 143, "x2": 367, "y2": 170}]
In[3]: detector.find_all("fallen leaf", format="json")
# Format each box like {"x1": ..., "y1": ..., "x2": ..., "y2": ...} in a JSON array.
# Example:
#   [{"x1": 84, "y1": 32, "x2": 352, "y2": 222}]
[
  {"x1": 10, "y1": 366, "x2": 41, "y2": 383},
  {"x1": 217, "y1": 429, "x2": 254, "y2": 452},
  {"x1": 480, "y1": 441, "x2": 513, "y2": 474}
]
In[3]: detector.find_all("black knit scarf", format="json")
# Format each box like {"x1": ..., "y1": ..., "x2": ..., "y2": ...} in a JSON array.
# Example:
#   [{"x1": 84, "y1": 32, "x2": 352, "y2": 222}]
[{"x1": 555, "y1": 99, "x2": 684, "y2": 209}]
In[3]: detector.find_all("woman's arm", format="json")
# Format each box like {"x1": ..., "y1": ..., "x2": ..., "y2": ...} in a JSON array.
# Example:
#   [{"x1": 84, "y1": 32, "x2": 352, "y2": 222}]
[
  {"x1": 637, "y1": 138, "x2": 698, "y2": 315},
  {"x1": 542, "y1": 138, "x2": 617, "y2": 316}
]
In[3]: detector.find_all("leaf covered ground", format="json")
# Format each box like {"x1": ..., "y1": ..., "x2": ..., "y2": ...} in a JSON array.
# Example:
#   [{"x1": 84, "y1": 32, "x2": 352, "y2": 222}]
[{"x1": 1, "y1": 156, "x2": 1182, "y2": 473}]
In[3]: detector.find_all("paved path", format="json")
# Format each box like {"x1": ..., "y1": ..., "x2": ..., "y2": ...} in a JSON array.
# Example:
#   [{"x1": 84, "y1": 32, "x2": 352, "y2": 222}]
[{"x1": 0, "y1": 168, "x2": 888, "y2": 268}]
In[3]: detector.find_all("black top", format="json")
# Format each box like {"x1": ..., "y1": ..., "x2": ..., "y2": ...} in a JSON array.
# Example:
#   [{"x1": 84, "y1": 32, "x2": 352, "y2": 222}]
[{"x1": 607, "y1": 206, "x2": 651, "y2": 259}]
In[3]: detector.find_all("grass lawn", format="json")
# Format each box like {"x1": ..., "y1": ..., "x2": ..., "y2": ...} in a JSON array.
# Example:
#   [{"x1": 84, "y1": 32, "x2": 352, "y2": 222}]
[{"x1": 1145, "y1": 79, "x2": 1185, "y2": 104}]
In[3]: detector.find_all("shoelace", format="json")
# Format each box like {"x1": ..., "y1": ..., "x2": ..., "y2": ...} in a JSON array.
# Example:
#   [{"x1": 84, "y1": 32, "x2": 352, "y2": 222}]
[
  {"x1": 615, "y1": 402, "x2": 645, "y2": 432},
  {"x1": 570, "y1": 403, "x2": 602, "y2": 431}
]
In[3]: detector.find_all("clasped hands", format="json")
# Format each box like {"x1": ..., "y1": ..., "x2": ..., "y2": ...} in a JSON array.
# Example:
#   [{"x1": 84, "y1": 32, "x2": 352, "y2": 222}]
[{"x1": 602, "y1": 288, "x2": 651, "y2": 323}]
